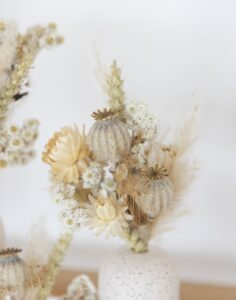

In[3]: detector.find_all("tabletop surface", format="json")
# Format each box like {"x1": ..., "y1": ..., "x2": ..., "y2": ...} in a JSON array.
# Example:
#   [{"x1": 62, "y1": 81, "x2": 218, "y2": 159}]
[{"x1": 53, "y1": 270, "x2": 236, "y2": 300}]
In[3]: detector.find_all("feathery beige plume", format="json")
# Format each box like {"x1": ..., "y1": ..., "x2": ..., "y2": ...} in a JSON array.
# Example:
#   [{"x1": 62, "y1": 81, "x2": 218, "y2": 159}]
[{"x1": 0, "y1": 219, "x2": 5, "y2": 249}]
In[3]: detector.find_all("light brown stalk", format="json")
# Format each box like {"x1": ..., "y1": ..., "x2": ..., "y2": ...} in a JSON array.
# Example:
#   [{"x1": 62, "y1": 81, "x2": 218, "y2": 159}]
[{"x1": 39, "y1": 232, "x2": 73, "y2": 300}]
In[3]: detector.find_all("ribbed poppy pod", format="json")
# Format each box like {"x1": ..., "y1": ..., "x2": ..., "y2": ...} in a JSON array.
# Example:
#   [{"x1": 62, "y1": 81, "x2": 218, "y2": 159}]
[
  {"x1": 0, "y1": 248, "x2": 31, "y2": 297},
  {"x1": 137, "y1": 165, "x2": 174, "y2": 219},
  {"x1": 140, "y1": 177, "x2": 174, "y2": 218},
  {"x1": 88, "y1": 109, "x2": 131, "y2": 163}
]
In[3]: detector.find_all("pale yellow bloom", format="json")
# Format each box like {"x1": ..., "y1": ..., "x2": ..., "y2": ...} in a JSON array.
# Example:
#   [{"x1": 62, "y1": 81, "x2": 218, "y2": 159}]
[
  {"x1": 86, "y1": 194, "x2": 129, "y2": 237},
  {"x1": 42, "y1": 126, "x2": 90, "y2": 184}
]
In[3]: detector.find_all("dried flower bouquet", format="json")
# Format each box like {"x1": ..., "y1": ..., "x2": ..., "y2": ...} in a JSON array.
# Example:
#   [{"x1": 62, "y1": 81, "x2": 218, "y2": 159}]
[
  {"x1": 0, "y1": 19, "x2": 63, "y2": 168},
  {"x1": 43, "y1": 60, "x2": 199, "y2": 254}
]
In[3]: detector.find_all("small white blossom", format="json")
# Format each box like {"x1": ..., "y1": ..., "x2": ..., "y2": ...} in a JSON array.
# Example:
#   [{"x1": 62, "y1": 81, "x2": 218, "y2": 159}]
[
  {"x1": 82, "y1": 163, "x2": 103, "y2": 189},
  {"x1": 59, "y1": 208, "x2": 88, "y2": 232},
  {"x1": 23, "y1": 119, "x2": 39, "y2": 132},
  {"x1": 50, "y1": 182, "x2": 77, "y2": 207},
  {"x1": 8, "y1": 137, "x2": 24, "y2": 151},
  {"x1": 8, "y1": 125, "x2": 20, "y2": 136},
  {"x1": 125, "y1": 100, "x2": 157, "y2": 139},
  {"x1": 21, "y1": 128, "x2": 37, "y2": 143}
]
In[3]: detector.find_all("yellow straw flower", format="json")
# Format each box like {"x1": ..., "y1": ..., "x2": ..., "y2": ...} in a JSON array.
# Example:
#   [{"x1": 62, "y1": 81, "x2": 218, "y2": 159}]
[{"x1": 42, "y1": 126, "x2": 90, "y2": 184}]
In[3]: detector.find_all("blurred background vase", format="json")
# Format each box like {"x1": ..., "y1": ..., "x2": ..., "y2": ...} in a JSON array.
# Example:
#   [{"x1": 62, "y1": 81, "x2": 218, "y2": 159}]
[{"x1": 99, "y1": 245, "x2": 179, "y2": 300}]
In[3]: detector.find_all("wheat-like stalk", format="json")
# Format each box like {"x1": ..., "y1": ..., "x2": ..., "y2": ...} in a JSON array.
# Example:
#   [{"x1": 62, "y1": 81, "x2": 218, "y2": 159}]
[{"x1": 39, "y1": 232, "x2": 73, "y2": 300}]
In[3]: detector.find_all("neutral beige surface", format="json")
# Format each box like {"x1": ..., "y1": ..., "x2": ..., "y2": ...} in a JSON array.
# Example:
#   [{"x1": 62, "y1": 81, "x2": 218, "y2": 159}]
[{"x1": 53, "y1": 270, "x2": 236, "y2": 300}]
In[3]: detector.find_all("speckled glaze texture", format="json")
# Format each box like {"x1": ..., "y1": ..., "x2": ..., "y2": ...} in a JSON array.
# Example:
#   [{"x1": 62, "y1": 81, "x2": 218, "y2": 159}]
[{"x1": 99, "y1": 245, "x2": 179, "y2": 300}]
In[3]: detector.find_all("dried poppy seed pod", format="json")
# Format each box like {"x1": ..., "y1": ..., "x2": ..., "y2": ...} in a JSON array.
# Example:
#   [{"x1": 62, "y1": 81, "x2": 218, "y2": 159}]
[
  {"x1": 0, "y1": 248, "x2": 31, "y2": 297},
  {"x1": 137, "y1": 166, "x2": 174, "y2": 218},
  {"x1": 88, "y1": 109, "x2": 131, "y2": 163}
]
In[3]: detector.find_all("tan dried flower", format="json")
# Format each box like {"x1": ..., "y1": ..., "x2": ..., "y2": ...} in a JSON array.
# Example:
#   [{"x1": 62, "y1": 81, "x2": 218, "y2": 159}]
[
  {"x1": 42, "y1": 126, "x2": 90, "y2": 184},
  {"x1": 142, "y1": 165, "x2": 169, "y2": 181},
  {"x1": 91, "y1": 108, "x2": 117, "y2": 121}
]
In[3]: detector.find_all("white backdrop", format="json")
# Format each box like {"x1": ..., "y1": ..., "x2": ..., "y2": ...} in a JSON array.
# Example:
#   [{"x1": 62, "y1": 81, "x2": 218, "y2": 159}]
[{"x1": 0, "y1": 0, "x2": 236, "y2": 285}]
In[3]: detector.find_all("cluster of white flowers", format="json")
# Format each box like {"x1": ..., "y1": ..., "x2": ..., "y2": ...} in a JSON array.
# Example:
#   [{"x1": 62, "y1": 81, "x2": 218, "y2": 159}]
[
  {"x1": 62, "y1": 275, "x2": 96, "y2": 300},
  {"x1": 50, "y1": 182, "x2": 77, "y2": 207},
  {"x1": 0, "y1": 119, "x2": 39, "y2": 168},
  {"x1": 125, "y1": 100, "x2": 157, "y2": 139},
  {"x1": 50, "y1": 181, "x2": 90, "y2": 232},
  {"x1": 26, "y1": 22, "x2": 64, "y2": 50},
  {"x1": 50, "y1": 181, "x2": 88, "y2": 232},
  {"x1": 81, "y1": 162, "x2": 104, "y2": 189},
  {"x1": 58, "y1": 208, "x2": 88, "y2": 232}
]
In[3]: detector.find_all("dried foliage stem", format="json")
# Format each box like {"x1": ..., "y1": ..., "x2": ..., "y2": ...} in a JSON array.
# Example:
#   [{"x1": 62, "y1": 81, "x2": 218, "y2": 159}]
[
  {"x1": 106, "y1": 60, "x2": 125, "y2": 113},
  {"x1": 39, "y1": 232, "x2": 73, "y2": 300},
  {"x1": 0, "y1": 53, "x2": 34, "y2": 124}
]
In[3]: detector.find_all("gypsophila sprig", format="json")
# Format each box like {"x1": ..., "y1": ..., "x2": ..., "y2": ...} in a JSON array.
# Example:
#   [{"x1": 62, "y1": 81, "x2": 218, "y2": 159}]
[
  {"x1": 43, "y1": 60, "x2": 199, "y2": 253},
  {"x1": 0, "y1": 119, "x2": 39, "y2": 168}
]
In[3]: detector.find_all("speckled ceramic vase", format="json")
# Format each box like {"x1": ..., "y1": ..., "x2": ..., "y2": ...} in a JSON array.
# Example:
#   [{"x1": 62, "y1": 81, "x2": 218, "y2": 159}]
[{"x1": 99, "y1": 245, "x2": 179, "y2": 300}]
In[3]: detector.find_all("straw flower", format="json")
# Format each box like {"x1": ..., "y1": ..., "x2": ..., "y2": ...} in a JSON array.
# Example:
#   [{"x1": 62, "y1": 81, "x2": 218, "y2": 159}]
[
  {"x1": 86, "y1": 194, "x2": 129, "y2": 237},
  {"x1": 43, "y1": 126, "x2": 90, "y2": 184}
]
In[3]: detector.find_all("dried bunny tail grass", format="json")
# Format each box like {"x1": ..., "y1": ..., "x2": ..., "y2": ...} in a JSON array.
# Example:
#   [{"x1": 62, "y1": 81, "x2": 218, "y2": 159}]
[
  {"x1": 24, "y1": 218, "x2": 51, "y2": 267},
  {"x1": 39, "y1": 232, "x2": 73, "y2": 300},
  {"x1": 0, "y1": 219, "x2": 5, "y2": 249}
]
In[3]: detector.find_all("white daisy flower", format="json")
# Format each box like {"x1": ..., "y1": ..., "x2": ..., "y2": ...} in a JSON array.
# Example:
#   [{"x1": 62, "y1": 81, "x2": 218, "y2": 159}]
[
  {"x1": 21, "y1": 128, "x2": 37, "y2": 143},
  {"x1": 59, "y1": 208, "x2": 88, "y2": 232},
  {"x1": 8, "y1": 125, "x2": 20, "y2": 136},
  {"x1": 8, "y1": 137, "x2": 24, "y2": 151},
  {"x1": 82, "y1": 163, "x2": 103, "y2": 189}
]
